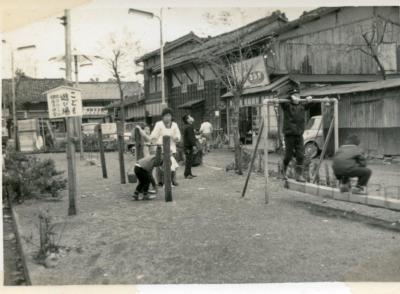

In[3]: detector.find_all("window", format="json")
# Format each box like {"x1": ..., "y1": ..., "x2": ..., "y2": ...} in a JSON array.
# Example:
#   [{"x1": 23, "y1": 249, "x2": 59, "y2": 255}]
[
  {"x1": 149, "y1": 75, "x2": 156, "y2": 93},
  {"x1": 156, "y1": 73, "x2": 161, "y2": 92},
  {"x1": 181, "y1": 72, "x2": 187, "y2": 94},
  {"x1": 197, "y1": 66, "x2": 205, "y2": 90}
]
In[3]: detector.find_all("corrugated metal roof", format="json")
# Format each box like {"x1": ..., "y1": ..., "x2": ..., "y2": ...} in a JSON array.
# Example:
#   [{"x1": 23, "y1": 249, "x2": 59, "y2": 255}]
[{"x1": 300, "y1": 78, "x2": 400, "y2": 97}]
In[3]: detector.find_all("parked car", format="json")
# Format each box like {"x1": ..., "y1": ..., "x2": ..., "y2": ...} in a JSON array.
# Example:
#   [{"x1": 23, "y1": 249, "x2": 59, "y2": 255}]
[{"x1": 303, "y1": 115, "x2": 324, "y2": 158}]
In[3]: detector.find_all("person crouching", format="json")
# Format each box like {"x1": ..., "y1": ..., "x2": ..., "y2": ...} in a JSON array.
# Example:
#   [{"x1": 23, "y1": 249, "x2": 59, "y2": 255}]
[
  {"x1": 332, "y1": 135, "x2": 372, "y2": 195},
  {"x1": 133, "y1": 150, "x2": 162, "y2": 201}
]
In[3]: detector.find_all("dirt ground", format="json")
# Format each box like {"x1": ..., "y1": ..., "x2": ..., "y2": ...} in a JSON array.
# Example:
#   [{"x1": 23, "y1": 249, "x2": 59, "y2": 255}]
[{"x1": 9, "y1": 150, "x2": 400, "y2": 285}]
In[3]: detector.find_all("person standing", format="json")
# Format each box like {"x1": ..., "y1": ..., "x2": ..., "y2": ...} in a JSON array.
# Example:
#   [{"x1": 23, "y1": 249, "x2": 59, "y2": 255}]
[
  {"x1": 276, "y1": 87, "x2": 312, "y2": 182},
  {"x1": 150, "y1": 108, "x2": 181, "y2": 187},
  {"x1": 182, "y1": 114, "x2": 198, "y2": 179},
  {"x1": 199, "y1": 119, "x2": 213, "y2": 153}
]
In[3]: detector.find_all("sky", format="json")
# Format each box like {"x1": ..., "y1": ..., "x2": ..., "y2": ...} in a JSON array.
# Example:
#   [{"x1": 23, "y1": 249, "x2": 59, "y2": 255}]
[{"x1": 1, "y1": 0, "x2": 314, "y2": 83}]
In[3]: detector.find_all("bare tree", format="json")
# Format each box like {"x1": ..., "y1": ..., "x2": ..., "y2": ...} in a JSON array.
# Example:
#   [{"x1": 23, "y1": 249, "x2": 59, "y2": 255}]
[
  {"x1": 99, "y1": 29, "x2": 142, "y2": 122},
  {"x1": 197, "y1": 32, "x2": 274, "y2": 175},
  {"x1": 349, "y1": 18, "x2": 396, "y2": 80}
]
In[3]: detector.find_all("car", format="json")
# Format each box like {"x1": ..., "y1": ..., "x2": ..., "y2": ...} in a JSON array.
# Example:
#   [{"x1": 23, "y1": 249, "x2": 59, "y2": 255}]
[{"x1": 303, "y1": 115, "x2": 324, "y2": 158}]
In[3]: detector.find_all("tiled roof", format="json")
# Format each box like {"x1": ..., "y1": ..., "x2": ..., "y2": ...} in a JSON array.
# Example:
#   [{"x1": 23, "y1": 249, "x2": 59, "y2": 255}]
[
  {"x1": 135, "y1": 31, "x2": 205, "y2": 63},
  {"x1": 78, "y1": 82, "x2": 142, "y2": 100},
  {"x1": 2, "y1": 78, "x2": 143, "y2": 104},
  {"x1": 2, "y1": 78, "x2": 66, "y2": 105},
  {"x1": 151, "y1": 8, "x2": 341, "y2": 71}
]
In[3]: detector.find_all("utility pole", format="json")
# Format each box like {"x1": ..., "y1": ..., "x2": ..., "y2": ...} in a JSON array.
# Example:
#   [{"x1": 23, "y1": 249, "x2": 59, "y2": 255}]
[
  {"x1": 10, "y1": 50, "x2": 19, "y2": 151},
  {"x1": 63, "y1": 9, "x2": 78, "y2": 215},
  {"x1": 74, "y1": 55, "x2": 84, "y2": 160},
  {"x1": 159, "y1": 8, "x2": 166, "y2": 109}
]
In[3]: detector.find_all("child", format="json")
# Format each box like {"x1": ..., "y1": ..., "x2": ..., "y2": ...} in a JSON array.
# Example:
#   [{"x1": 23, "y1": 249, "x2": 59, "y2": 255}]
[
  {"x1": 133, "y1": 151, "x2": 162, "y2": 201},
  {"x1": 277, "y1": 87, "x2": 312, "y2": 182},
  {"x1": 332, "y1": 135, "x2": 372, "y2": 195}
]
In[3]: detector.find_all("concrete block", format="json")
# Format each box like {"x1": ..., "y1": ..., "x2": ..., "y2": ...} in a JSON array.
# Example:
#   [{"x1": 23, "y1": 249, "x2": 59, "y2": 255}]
[
  {"x1": 318, "y1": 185, "x2": 334, "y2": 199},
  {"x1": 287, "y1": 180, "x2": 305, "y2": 193},
  {"x1": 387, "y1": 199, "x2": 400, "y2": 211},
  {"x1": 305, "y1": 183, "x2": 319, "y2": 196},
  {"x1": 349, "y1": 193, "x2": 367, "y2": 204},
  {"x1": 365, "y1": 195, "x2": 386, "y2": 208},
  {"x1": 333, "y1": 190, "x2": 350, "y2": 201}
]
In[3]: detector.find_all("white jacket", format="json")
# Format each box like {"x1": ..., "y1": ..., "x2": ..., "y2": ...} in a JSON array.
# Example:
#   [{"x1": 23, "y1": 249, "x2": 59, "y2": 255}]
[{"x1": 150, "y1": 121, "x2": 181, "y2": 154}]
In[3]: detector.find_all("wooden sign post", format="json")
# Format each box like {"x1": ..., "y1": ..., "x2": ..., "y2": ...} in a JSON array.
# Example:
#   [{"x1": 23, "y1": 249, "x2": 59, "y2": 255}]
[
  {"x1": 97, "y1": 124, "x2": 107, "y2": 179},
  {"x1": 45, "y1": 85, "x2": 82, "y2": 216},
  {"x1": 163, "y1": 135, "x2": 172, "y2": 202}
]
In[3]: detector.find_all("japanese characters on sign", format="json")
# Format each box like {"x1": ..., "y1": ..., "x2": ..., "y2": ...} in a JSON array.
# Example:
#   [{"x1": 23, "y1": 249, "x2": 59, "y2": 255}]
[
  {"x1": 46, "y1": 86, "x2": 82, "y2": 119},
  {"x1": 83, "y1": 107, "x2": 108, "y2": 116},
  {"x1": 231, "y1": 55, "x2": 270, "y2": 89}
]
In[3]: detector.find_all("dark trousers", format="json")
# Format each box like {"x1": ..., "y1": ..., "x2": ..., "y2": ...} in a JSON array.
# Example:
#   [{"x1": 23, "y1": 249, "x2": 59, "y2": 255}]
[
  {"x1": 134, "y1": 166, "x2": 151, "y2": 194},
  {"x1": 184, "y1": 147, "x2": 194, "y2": 177},
  {"x1": 335, "y1": 167, "x2": 372, "y2": 187},
  {"x1": 283, "y1": 134, "x2": 305, "y2": 168}
]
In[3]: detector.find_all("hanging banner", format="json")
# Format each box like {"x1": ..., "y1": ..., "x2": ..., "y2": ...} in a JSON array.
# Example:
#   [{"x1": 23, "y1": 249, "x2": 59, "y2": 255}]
[{"x1": 83, "y1": 107, "x2": 108, "y2": 116}]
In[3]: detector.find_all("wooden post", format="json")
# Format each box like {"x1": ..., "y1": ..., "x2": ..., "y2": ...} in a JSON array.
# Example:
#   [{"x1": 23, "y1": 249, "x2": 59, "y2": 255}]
[
  {"x1": 135, "y1": 127, "x2": 143, "y2": 161},
  {"x1": 262, "y1": 104, "x2": 269, "y2": 204},
  {"x1": 66, "y1": 117, "x2": 78, "y2": 215},
  {"x1": 313, "y1": 117, "x2": 335, "y2": 184},
  {"x1": 117, "y1": 121, "x2": 126, "y2": 184},
  {"x1": 324, "y1": 162, "x2": 331, "y2": 186},
  {"x1": 242, "y1": 118, "x2": 264, "y2": 198},
  {"x1": 333, "y1": 99, "x2": 339, "y2": 153},
  {"x1": 163, "y1": 135, "x2": 172, "y2": 202},
  {"x1": 97, "y1": 124, "x2": 107, "y2": 179}
]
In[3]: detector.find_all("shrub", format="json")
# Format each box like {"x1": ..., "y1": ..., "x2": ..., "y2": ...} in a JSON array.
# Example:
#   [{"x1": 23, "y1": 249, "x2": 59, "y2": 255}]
[{"x1": 3, "y1": 147, "x2": 67, "y2": 202}]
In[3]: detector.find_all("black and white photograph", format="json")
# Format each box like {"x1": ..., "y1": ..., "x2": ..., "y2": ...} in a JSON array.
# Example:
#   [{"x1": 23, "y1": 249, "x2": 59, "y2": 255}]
[{"x1": 1, "y1": 0, "x2": 400, "y2": 292}]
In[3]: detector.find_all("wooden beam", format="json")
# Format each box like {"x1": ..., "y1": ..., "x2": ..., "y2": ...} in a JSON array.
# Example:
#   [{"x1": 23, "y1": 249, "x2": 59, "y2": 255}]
[
  {"x1": 191, "y1": 63, "x2": 204, "y2": 80},
  {"x1": 180, "y1": 66, "x2": 194, "y2": 83},
  {"x1": 171, "y1": 69, "x2": 182, "y2": 85}
]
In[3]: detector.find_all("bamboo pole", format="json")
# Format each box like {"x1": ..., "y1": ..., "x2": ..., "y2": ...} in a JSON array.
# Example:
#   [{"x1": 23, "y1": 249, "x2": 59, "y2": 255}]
[
  {"x1": 241, "y1": 118, "x2": 264, "y2": 198},
  {"x1": 262, "y1": 105, "x2": 269, "y2": 204}
]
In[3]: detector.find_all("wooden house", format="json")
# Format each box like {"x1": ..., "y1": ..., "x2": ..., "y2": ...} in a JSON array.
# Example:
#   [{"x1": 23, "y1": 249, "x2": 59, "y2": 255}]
[{"x1": 301, "y1": 78, "x2": 400, "y2": 156}]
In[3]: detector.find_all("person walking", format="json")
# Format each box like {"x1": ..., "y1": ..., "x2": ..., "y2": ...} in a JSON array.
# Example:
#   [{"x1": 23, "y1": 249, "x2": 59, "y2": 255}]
[
  {"x1": 150, "y1": 108, "x2": 181, "y2": 187},
  {"x1": 275, "y1": 87, "x2": 312, "y2": 182},
  {"x1": 199, "y1": 119, "x2": 213, "y2": 153},
  {"x1": 332, "y1": 135, "x2": 372, "y2": 195},
  {"x1": 182, "y1": 114, "x2": 198, "y2": 179}
]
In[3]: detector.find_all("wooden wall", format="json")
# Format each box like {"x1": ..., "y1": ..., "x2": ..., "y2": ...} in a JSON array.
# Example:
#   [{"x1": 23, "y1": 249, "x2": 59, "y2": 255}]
[
  {"x1": 338, "y1": 87, "x2": 400, "y2": 128},
  {"x1": 270, "y1": 7, "x2": 400, "y2": 75},
  {"x1": 168, "y1": 80, "x2": 221, "y2": 130}
]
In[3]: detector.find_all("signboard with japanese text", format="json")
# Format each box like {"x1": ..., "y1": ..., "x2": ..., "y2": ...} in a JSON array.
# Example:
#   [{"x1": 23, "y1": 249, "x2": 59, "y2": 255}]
[
  {"x1": 83, "y1": 106, "x2": 108, "y2": 116},
  {"x1": 101, "y1": 123, "x2": 117, "y2": 135},
  {"x1": 231, "y1": 55, "x2": 270, "y2": 89},
  {"x1": 45, "y1": 86, "x2": 82, "y2": 119}
]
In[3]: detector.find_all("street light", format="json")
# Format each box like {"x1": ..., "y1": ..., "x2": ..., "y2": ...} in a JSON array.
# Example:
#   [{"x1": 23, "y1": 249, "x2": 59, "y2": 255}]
[
  {"x1": 128, "y1": 8, "x2": 166, "y2": 108},
  {"x1": 2, "y1": 39, "x2": 36, "y2": 151}
]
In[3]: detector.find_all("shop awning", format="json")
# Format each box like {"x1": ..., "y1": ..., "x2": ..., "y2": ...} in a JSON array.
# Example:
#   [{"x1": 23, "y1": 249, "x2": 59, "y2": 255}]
[
  {"x1": 177, "y1": 99, "x2": 205, "y2": 109},
  {"x1": 221, "y1": 76, "x2": 292, "y2": 98}
]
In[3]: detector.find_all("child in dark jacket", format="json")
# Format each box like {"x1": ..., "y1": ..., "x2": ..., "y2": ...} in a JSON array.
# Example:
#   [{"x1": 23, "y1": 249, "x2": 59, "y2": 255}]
[
  {"x1": 278, "y1": 87, "x2": 313, "y2": 182},
  {"x1": 133, "y1": 150, "x2": 162, "y2": 201},
  {"x1": 332, "y1": 135, "x2": 372, "y2": 195}
]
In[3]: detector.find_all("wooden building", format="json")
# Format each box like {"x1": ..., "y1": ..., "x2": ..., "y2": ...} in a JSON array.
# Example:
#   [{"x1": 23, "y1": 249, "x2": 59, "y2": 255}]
[
  {"x1": 301, "y1": 78, "x2": 400, "y2": 156},
  {"x1": 136, "y1": 6, "x2": 400, "y2": 140},
  {"x1": 2, "y1": 78, "x2": 142, "y2": 132}
]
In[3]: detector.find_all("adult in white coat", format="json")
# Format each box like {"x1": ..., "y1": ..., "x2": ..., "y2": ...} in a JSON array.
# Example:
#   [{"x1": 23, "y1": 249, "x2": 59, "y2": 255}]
[{"x1": 150, "y1": 108, "x2": 181, "y2": 186}]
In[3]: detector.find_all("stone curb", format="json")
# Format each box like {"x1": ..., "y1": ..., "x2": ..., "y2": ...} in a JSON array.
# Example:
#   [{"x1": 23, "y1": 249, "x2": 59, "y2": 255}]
[{"x1": 286, "y1": 179, "x2": 400, "y2": 211}]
